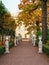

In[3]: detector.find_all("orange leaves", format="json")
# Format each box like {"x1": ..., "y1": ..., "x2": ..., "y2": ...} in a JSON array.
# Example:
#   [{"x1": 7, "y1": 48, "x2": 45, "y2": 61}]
[
  {"x1": 3, "y1": 12, "x2": 16, "y2": 31},
  {"x1": 4, "y1": 13, "x2": 11, "y2": 17},
  {"x1": 47, "y1": 7, "x2": 49, "y2": 12},
  {"x1": 17, "y1": 0, "x2": 42, "y2": 28},
  {"x1": 18, "y1": 3, "x2": 23, "y2": 9},
  {"x1": 18, "y1": 0, "x2": 33, "y2": 10},
  {"x1": 21, "y1": 0, "x2": 29, "y2": 3},
  {"x1": 25, "y1": 1, "x2": 33, "y2": 5}
]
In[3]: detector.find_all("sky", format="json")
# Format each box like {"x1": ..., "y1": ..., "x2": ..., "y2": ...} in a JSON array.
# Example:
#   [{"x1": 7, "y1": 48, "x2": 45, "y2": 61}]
[{"x1": 2, "y1": 0, "x2": 20, "y2": 15}]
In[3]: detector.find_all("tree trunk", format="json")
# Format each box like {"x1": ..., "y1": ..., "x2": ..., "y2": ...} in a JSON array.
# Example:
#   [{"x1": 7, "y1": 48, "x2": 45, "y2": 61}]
[
  {"x1": 42, "y1": 0, "x2": 47, "y2": 44},
  {"x1": 36, "y1": 20, "x2": 40, "y2": 31}
]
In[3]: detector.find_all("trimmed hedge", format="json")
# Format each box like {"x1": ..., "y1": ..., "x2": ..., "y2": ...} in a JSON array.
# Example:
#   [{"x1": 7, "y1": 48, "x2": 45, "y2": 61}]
[
  {"x1": 43, "y1": 44, "x2": 49, "y2": 57},
  {"x1": 0, "y1": 46, "x2": 5, "y2": 55}
]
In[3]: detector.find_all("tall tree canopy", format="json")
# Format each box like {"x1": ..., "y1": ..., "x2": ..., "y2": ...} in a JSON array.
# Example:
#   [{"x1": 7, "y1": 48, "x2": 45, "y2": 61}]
[
  {"x1": 0, "y1": 1, "x2": 16, "y2": 36},
  {"x1": 17, "y1": 0, "x2": 49, "y2": 44},
  {"x1": 17, "y1": 0, "x2": 42, "y2": 33}
]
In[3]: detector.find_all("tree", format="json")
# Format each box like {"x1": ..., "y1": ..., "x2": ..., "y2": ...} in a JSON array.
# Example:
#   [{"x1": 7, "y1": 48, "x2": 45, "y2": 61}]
[
  {"x1": 18, "y1": 0, "x2": 42, "y2": 34},
  {"x1": 0, "y1": 1, "x2": 8, "y2": 32},
  {"x1": 0, "y1": 1, "x2": 8, "y2": 44},
  {"x1": 3, "y1": 12, "x2": 16, "y2": 36},
  {"x1": 18, "y1": 0, "x2": 49, "y2": 44},
  {"x1": 0, "y1": 1, "x2": 16, "y2": 44}
]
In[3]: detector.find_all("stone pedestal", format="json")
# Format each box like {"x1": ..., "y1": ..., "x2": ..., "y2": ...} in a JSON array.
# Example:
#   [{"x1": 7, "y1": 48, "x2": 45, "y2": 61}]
[
  {"x1": 5, "y1": 36, "x2": 10, "y2": 54},
  {"x1": 38, "y1": 36, "x2": 42, "y2": 53}
]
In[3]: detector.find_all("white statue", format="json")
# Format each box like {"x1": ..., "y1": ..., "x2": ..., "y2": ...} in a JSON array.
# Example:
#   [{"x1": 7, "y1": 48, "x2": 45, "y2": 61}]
[
  {"x1": 38, "y1": 36, "x2": 42, "y2": 53},
  {"x1": 5, "y1": 36, "x2": 10, "y2": 53},
  {"x1": 31, "y1": 34, "x2": 34, "y2": 45},
  {"x1": 14, "y1": 37, "x2": 17, "y2": 46},
  {"x1": 33, "y1": 34, "x2": 36, "y2": 46},
  {"x1": 29, "y1": 34, "x2": 33, "y2": 43},
  {"x1": 18, "y1": 34, "x2": 22, "y2": 43},
  {"x1": 16, "y1": 36, "x2": 19, "y2": 45},
  {"x1": 29, "y1": 34, "x2": 32, "y2": 42}
]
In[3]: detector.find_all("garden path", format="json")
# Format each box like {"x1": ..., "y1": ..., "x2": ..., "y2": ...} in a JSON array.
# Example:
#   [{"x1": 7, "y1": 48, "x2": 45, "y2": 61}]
[{"x1": 0, "y1": 38, "x2": 49, "y2": 65}]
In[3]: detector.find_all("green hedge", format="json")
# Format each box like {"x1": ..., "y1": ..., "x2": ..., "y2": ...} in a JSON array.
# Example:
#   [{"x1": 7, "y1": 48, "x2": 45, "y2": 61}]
[
  {"x1": 36, "y1": 30, "x2": 42, "y2": 46},
  {"x1": 0, "y1": 28, "x2": 15, "y2": 37},
  {"x1": 43, "y1": 44, "x2": 49, "y2": 57},
  {"x1": 9, "y1": 41, "x2": 14, "y2": 48},
  {"x1": 36, "y1": 29, "x2": 49, "y2": 57},
  {"x1": 36, "y1": 38, "x2": 38, "y2": 47},
  {"x1": 46, "y1": 29, "x2": 49, "y2": 41},
  {"x1": 0, "y1": 46, "x2": 5, "y2": 55}
]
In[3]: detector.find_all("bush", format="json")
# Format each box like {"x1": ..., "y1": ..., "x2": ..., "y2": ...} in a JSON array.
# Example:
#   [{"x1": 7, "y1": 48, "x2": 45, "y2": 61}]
[
  {"x1": 9, "y1": 41, "x2": 14, "y2": 48},
  {"x1": 36, "y1": 30, "x2": 42, "y2": 38},
  {"x1": 36, "y1": 39, "x2": 39, "y2": 46},
  {"x1": 43, "y1": 44, "x2": 49, "y2": 57},
  {"x1": 46, "y1": 28, "x2": 49, "y2": 41},
  {"x1": 46, "y1": 40, "x2": 49, "y2": 46},
  {"x1": 0, "y1": 41, "x2": 2, "y2": 46},
  {"x1": 0, "y1": 46, "x2": 5, "y2": 55},
  {"x1": 36, "y1": 30, "x2": 42, "y2": 46}
]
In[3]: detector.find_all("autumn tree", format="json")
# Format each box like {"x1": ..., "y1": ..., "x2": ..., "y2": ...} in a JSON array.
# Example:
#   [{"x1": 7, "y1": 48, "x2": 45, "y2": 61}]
[
  {"x1": 0, "y1": 1, "x2": 17, "y2": 44},
  {"x1": 3, "y1": 12, "x2": 16, "y2": 37},
  {"x1": 18, "y1": 0, "x2": 41, "y2": 33},
  {"x1": 0, "y1": 1, "x2": 8, "y2": 34},
  {"x1": 18, "y1": 0, "x2": 49, "y2": 44},
  {"x1": 0, "y1": 1, "x2": 8, "y2": 44}
]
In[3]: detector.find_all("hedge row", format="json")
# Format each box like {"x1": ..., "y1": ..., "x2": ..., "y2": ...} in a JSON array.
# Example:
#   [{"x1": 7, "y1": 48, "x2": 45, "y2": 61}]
[
  {"x1": 0, "y1": 46, "x2": 5, "y2": 55},
  {"x1": 43, "y1": 44, "x2": 49, "y2": 57},
  {"x1": 0, "y1": 42, "x2": 14, "y2": 55},
  {"x1": 0, "y1": 29, "x2": 15, "y2": 36},
  {"x1": 9, "y1": 42, "x2": 14, "y2": 48}
]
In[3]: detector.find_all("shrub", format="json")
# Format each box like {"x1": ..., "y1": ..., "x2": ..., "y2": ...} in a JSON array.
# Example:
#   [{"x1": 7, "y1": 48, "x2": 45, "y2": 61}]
[
  {"x1": 9, "y1": 41, "x2": 14, "y2": 48},
  {"x1": 36, "y1": 30, "x2": 42, "y2": 46},
  {"x1": 0, "y1": 46, "x2": 5, "y2": 55},
  {"x1": 46, "y1": 40, "x2": 49, "y2": 46},
  {"x1": 43, "y1": 44, "x2": 49, "y2": 57},
  {"x1": 46, "y1": 28, "x2": 49, "y2": 41}
]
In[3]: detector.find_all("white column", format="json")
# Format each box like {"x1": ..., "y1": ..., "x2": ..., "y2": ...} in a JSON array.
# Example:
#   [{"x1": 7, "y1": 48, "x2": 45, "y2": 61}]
[
  {"x1": 5, "y1": 36, "x2": 10, "y2": 54},
  {"x1": 38, "y1": 36, "x2": 42, "y2": 53},
  {"x1": 14, "y1": 37, "x2": 17, "y2": 46},
  {"x1": 18, "y1": 34, "x2": 22, "y2": 43},
  {"x1": 31, "y1": 35, "x2": 34, "y2": 45},
  {"x1": 16, "y1": 37, "x2": 19, "y2": 44}
]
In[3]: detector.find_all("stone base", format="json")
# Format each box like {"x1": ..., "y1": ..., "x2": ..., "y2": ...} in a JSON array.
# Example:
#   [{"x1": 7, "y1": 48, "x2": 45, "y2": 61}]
[{"x1": 38, "y1": 48, "x2": 43, "y2": 53}]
